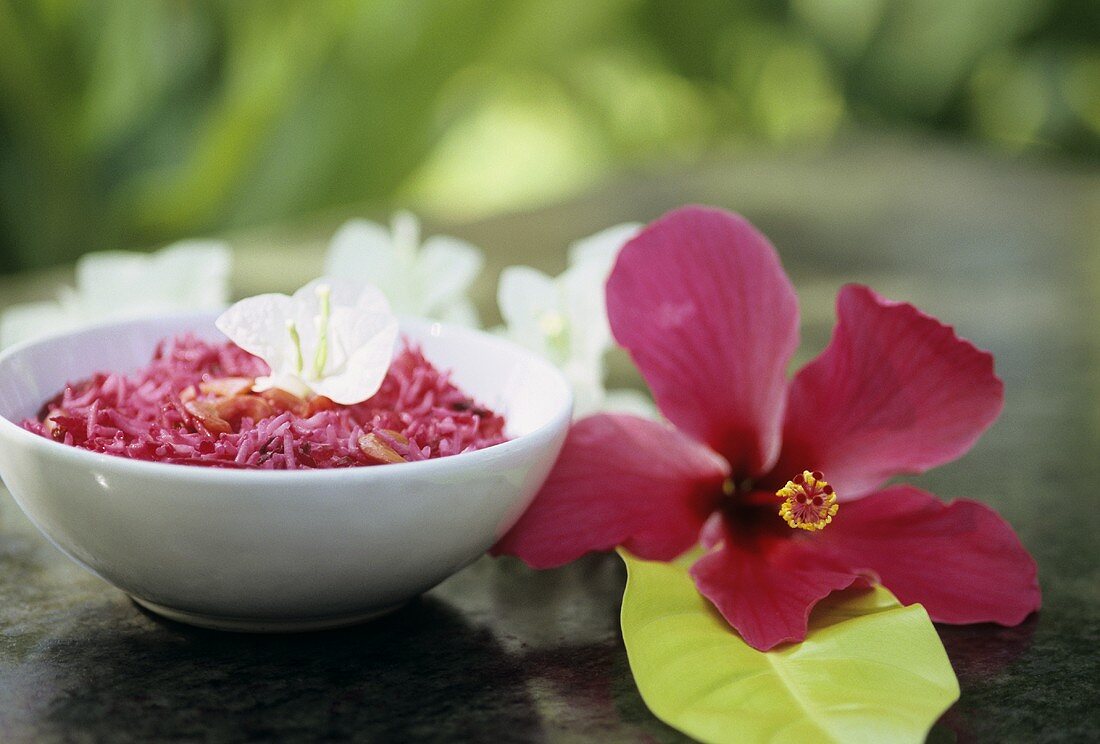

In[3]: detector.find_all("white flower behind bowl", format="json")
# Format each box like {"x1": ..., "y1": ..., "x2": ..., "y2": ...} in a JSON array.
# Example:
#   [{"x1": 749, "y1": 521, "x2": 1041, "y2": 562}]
[
  {"x1": 0, "y1": 241, "x2": 231, "y2": 348},
  {"x1": 324, "y1": 211, "x2": 485, "y2": 327},
  {"x1": 497, "y1": 223, "x2": 655, "y2": 418}
]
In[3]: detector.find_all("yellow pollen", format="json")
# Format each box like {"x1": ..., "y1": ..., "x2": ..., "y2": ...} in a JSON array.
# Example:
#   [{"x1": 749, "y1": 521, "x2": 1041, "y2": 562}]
[{"x1": 776, "y1": 470, "x2": 838, "y2": 531}]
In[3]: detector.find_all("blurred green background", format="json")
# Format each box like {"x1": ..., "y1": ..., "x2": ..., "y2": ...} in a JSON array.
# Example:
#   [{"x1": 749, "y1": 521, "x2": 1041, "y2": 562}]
[{"x1": 0, "y1": 0, "x2": 1097, "y2": 273}]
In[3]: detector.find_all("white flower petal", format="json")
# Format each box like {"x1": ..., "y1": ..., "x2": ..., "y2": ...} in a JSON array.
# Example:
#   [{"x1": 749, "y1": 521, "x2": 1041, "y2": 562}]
[
  {"x1": 496, "y1": 266, "x2": 559, "y2": 328},
  {"x1": 293, "y1": 276, "x2": 392, "y2": 315},
  {"x1": 217, "y1": 277, "x2": 398, "y2": 405},
  {"x1": 418, "y1": 235, "x2": 484, "y2": 315},
  {"x1": 1, "y1": 241, "x2": 232, "y2": 349},
  {"x1": 560, "y1": 259, "x2": 615, "y2": 361},
  {"x1": 215, "y1": 293, "x2": 298, "y2": 374},
  {"x1": 600, "y1": 388, "x2": 659, "y2": 418},
  {"x1": 151, "y1": 240, "x2": 233, "y2": 309},
  {"x1": 77, "y1": 241, "x2": 232, "y2": 316},
  {"x1": 563, "y1": 224, "x2": 640, "y2": 362},
  {"x1": 563, "y1": 358, "x2": 608, "y2": 418},
  {"x1": 310, "y1": 309, "x2": 398, "y2": 404},
  {"x1": 496, "y1": 266, "x2": 562, "y2": 360},
  {"x1": 324, "y1": 220, "x2": 407, "y2": 308},
  {"x1": 254, "y1": 372, "x2": 313, "y2": 399},
  {"x1": 323, "y1": 212, "x2": 485, "y2": 325},
  {"x1": 282, "y1": 277, "x2": 387, "y2": 368},
  {"x1": 437, "y1": 299, "x2": 481, "y2": 328},
  {"x1": 74, "y1": 252, "x2": 156, "y2": 316},
  {"x1": 0, "y1": 302, "x2": 82, "y2": 348},
  {"x1": 567, "y1": 222, "x2": 641, "y2": 271},
  {"x1": 390, "y1": 211, "x2": 421, "y2": 257},
  {"x1": 495, "y1": 222, "x2": 643, "y2": 421}
]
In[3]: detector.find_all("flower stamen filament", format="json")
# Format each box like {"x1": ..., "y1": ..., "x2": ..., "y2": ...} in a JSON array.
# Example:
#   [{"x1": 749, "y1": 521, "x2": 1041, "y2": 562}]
[
  {"x1": 311, "y1": 285, "x2": 331, "y2": 380},
  {"x1": 286, "y1": 319, "x2": 304, "y2": 375}
]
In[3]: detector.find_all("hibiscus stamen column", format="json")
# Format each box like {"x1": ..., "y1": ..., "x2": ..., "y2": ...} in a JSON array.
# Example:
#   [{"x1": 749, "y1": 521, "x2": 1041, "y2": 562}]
[{"x1": 777, "y1": 471, "x2": 838, "y2": 531}]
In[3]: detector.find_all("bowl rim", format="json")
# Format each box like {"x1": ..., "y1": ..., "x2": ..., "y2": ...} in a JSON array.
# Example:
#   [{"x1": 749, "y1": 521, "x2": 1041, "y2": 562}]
[{"x1": 0, "y1": 311, "x2": 573, "y2": 482}]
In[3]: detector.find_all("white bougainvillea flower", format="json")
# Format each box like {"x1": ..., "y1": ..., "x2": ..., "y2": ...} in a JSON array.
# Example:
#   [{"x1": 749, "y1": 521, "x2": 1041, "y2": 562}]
[
  {"x1": 0, "y1": 241, "x2": 231, "y2": 348},
  {"x1": 216, "y1": 277, "x2": 398, "y2": 405},
  {"x1": 497, "y1": 223, "x2": 655, "y2": 417},
  {"x1": 324, "y1": 211, "x2": 485, "y2": 326},
  {"x1": 564, "y1": 222, "x2": 646, "y2": 356},
  {"x1": 567, "y1": 222, "x2": 646, "y2": 273}
]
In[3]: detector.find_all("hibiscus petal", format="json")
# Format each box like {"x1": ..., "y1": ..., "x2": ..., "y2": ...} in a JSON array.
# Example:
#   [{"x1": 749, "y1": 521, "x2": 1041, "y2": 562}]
[
  {"x1": 606, "y1": 206, "x2": 799, "y2": 478},
  {"x1": 818, "y1": 486, "x2": 1040, "y2": 626},
  {"x1": 689, "y1": 518, "x2": 867, "y2": 651},
  {"x1": 491, "y1": 413, "x2": 730, "y2": 567},
  {"x1": 774, "y1": 284, "x2": 1004, "y2": 499}
]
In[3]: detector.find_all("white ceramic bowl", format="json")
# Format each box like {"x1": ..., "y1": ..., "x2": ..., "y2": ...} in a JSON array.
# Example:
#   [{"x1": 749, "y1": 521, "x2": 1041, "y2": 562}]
[{"x1": 0, "y1": 313, "x2": 571, "y2": 631}]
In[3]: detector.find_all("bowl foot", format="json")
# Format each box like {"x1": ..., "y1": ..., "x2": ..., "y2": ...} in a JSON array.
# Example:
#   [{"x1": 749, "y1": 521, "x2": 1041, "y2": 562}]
[{"x1": 130, "y1": 596, "x2": 407, "y2": 633}]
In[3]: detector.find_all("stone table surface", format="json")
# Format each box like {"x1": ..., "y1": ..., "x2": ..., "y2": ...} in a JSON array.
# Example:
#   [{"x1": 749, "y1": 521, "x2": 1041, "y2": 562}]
[{"x1": 1, "y1": 139, "x2": 1099, "y2": 742}]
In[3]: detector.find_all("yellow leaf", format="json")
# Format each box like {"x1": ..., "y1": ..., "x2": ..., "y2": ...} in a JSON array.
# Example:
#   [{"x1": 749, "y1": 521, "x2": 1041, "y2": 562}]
[{"x1": 619, "y1": 550, "x2": 959, "y2": 744}]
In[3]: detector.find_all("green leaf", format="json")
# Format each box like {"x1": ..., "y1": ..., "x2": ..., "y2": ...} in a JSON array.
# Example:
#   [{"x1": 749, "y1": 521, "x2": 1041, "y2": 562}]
[{"x1": 619, "y1": 550, "x2": 959, "y2": 744}]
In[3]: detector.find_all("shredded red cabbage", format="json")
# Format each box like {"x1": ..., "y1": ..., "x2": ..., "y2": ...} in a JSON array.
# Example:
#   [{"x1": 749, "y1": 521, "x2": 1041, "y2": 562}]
[{"x1": 23, "y1": 334, "x2": 507, "y2": 469}]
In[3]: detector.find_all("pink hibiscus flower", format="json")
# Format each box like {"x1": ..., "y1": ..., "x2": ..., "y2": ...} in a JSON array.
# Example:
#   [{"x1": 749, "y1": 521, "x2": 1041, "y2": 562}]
[{"x1": 493, "y1": 206, "x2": 1040, "y2": 651}]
